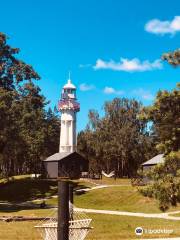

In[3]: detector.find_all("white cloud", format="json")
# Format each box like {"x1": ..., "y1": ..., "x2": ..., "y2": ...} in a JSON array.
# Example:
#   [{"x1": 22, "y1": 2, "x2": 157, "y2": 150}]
[
  {"x1": 79, "y1": 83, "x2": 95, "y2": 91},
  {"x1": 145, "y1": 16, "x2": 180, "y2": 35},
  {"x1": 132, "y1": 88, "x2": 154, "y2": 101},
  {"x1": 104, "y1": 87, "x2": 124, "y2": 95},
  {"x1": 93, "y1": 58, "x2": 162, "y2": 72}
]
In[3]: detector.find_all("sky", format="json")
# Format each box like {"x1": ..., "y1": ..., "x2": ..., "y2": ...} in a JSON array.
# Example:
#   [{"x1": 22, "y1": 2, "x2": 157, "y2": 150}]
[{"x1": 0, "y1": 0, "x2": 180, "y2": 131}]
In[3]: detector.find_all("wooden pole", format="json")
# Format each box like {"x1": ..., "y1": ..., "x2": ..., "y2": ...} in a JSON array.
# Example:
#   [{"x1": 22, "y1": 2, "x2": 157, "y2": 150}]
[
  {"x1": 69, "y1": 184, "x2": 74, "y2": 204},
  {"x1": 58, "y1": 179, "x2": 69, "y2": 240},
  {"x1": 69, "y1": 184, "x2": 74, "y2": 221}
]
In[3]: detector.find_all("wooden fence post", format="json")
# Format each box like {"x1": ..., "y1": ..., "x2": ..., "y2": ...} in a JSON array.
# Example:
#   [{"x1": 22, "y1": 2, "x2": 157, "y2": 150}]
[{"x1": 58, "y1": 179, "x2": 69, "y2": 240}]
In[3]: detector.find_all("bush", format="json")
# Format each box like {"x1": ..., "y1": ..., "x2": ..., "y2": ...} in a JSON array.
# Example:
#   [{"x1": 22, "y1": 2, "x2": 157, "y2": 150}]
[{"x1": 139, "y1": 186, "x2": 153, "y2": 198}]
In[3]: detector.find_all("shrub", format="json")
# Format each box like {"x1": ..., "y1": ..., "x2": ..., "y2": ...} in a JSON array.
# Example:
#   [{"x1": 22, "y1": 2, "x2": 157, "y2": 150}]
[{"x1": 139, "y1": 186, "x2": 153, "y2": 198}]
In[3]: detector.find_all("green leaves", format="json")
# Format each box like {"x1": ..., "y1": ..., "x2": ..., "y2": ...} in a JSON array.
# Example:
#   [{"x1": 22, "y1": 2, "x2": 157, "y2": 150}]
[
  {"x1": 141, "y1": 83, "x2": 180, "y2": 210},
  {"x1": 0, "y1": 32, "x2": 59, "y2": 177},
  {"x1": 162, "y1": 49, "x2": 180, "y2": 67},
  {"x1": 0, "y1": 32, "x2": 39, "y2": 90},
  {"x1": 78, "y1": 98, "x2": 155, "y2": 177}
]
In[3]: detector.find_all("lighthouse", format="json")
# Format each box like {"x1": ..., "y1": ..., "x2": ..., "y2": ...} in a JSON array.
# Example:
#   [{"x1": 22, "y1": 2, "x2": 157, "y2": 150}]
[
  {"x1": 58, "y1": 76, "x2": 80, "y2": 153},
  {"x1": 43, "y1": 75, "x2": 88, "y2": 179}
]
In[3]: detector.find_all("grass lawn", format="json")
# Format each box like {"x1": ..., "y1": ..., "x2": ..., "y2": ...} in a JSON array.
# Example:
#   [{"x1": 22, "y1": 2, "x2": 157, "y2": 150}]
[
  {"x1": 85, "y1": 176, "x2": 131, "y2": 186},
  {"x1": 0, "y1": 208, "x2": 55, "y2": 217},
  {"x1": 0, "y1": 176, "x2": 180, "y2": 239},
  {"x1": 0, "y1": 176, "x2": 94, "y2": 203},
  {"x1": 87, "y1": 214, "x2": 180, "y2": 239},
  {"x1": 75, "y1": 186, "x2": 161, "y2": 213},
  {"x1": 0, "y1": 175, "x2": 31, "y2": 184},
  {"x1": 0, "y1": 178, "x2": 57, "y2": 202},
  {"x1": 169, "y1": 212, "x2": 180, "y2": 217},
  {"x1": 1, "y1": 176, "x2": 180, "y2": 214},
  {"x1": 46, "y1": 186, "x2": 161, "y2": 213},
  {"x1": 43, "y1": 185, "x2": 180, "y2": 214},
  {"x1": 0, "y1": 213, "x2": 179, "y2": 240},
  {"x1": 0, "y1": 221, "x2": 40, "y2": 240}
]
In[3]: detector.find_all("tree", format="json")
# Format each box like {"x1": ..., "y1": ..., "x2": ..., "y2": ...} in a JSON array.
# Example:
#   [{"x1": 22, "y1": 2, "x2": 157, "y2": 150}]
[
  {"x1": 0, "y1": 32, "x2": 40, "y2": 90},
  {"x1": 0, "y1": 32, "x2": 59, "y2": 177},
  {"x1": 142, "y1": 86, "x2": 180, "y2": 154},
  {"x1": 78, "y1": 98, "x2": 155, "y2": 177},
  {"x1": 0, "y1": 32, "x2": 40, "y2": 177},
  {"x1": 17, "y1": 82, "x2": 47, "y2": 174},
  {"x1": 140, "y1": 51, "x2": 180, "y2": 211},
  {"x1": 162, "y1": 49, "x2": 180, "y2": 66},
  {"x1": 43, "y1": 107, "x2": 60, "y2": 158}
]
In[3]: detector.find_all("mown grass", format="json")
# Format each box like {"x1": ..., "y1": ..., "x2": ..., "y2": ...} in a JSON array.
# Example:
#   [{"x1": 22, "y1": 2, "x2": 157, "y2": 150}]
[
  {"x1": 87, "y1": 214, "x2": 180, "y2": 239},
  {"x1": 79, "y1": 186, "x2": 180, "y2": 213},
  {"x1": 169, "y1": 212, "x2": 180, "y2": 217},
  {"x1": 0, "y1": 221, "x2": 40, "y2": 240},
  {"x1": 0, "y1": 208, "x2": 54, "y2": 217},
  {"x1": 46, "y1": 186, "x2": 161, "y2": 213},
  {"x1": 76, "y1": 186, "x2": 161, "y2": 213},
  {"x1": 0, "y1": 176, "x2": 180, "y2": 239},
  {"x1": 0, "y1": 176, "x2": 92, "y2": 203},
  {"x1": 0, "y1": 178, "x2": 57, "y2": 202},
  {"x1": 86, "y1": 176, "x2": 131, "y2": 186},
  {"x1": 0, "y1": 175, "x2": 31, "y2": 184},
  {"x1": 45, "y1": 183, "x2": 180, "y2": 213},
  {"x1": 1, "y1": 176, "x2": 180, "y2": 214},
  {"x1": 0, "y1": 213, "x2": 179, "y2": 240}
]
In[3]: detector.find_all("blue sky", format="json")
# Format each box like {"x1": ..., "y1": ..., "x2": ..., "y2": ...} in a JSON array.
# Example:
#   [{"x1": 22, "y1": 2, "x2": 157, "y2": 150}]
[{"x1": 0, "y1": 0, "x2": 180, "y2": 131}]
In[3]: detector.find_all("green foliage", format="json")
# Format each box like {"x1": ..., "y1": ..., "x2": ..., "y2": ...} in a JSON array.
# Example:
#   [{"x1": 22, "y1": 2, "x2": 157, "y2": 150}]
[
  {"x1": 162, "y1": 49, "x2": 180, "y2": 66},
  {"x1": 141, "y1": 85, "x2": 180, "y2": 154},
  {"x1": 139, "y1": 46, "x2": 180, "y2": 210},
  {"x1": 139, "y1": 185, "x2": 153, "y2": 198},
  {"x1": 147, "y1": 153, "x2": 180, "y2": 210},
  {"x1": 78, "y1": 98, "x2": 156, "y2": 177},
  {"x1": 0, "y1": 32, "x2": 59, "y2": 177},
  {"x1": 140, "y1": 83, "x2": 180, "y2": 210},
  {"x1": 0, "y1": 32, "x2": 40, "y2": 90},
  {"x1": 153, "y1": 175, "x2": 180, "y2": 211}
]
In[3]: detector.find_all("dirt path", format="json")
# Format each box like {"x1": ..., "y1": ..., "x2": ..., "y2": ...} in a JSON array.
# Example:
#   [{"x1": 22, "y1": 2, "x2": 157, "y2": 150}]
[{"x1": 74, "y1": 207, "x2": 180, "y2": 221}]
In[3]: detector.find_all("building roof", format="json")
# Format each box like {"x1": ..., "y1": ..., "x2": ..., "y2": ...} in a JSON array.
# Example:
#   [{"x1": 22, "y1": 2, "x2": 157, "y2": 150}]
[
  {"x1": 141, "y1": 154, "x2": 164, "y2": 166},
  {"x1": 63, "y1": 79, "x2": 76, "y2": 89},
  {"x1": 43, "y1": 151, "x2": 87, "y2": 163},
  {"x1": 43, "y1": 151, "x2": 89, "y2": 172},
  {"x1": 43, "y1": 152, "x2": 72, "y2": 162}
]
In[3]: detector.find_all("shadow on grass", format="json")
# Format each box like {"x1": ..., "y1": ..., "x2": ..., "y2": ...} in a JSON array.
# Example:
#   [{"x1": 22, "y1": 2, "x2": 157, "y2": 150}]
[
  {"x1": 0, "y1": 178, "x2": 58, "y2": 203},
  {"x1": 0, "y1": 202, "x2": 46, "y2": 213},
  {"x1": 0, "y1": 178, "x2": 89, "y2": 209},
  {"x1": 71, "y1": 182, "x2": 89, "y2": 195}
]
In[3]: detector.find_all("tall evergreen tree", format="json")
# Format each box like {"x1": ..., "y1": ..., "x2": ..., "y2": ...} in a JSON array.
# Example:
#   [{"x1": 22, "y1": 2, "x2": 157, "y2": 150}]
[{"x1": 0, "y1": 32, "x2": 59, "y2": 177}]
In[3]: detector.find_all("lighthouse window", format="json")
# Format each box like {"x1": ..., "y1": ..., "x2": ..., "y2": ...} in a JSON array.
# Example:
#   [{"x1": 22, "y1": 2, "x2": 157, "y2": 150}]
[{"x1": 67, "y1": 89, "x2": 72, "y2": 93}]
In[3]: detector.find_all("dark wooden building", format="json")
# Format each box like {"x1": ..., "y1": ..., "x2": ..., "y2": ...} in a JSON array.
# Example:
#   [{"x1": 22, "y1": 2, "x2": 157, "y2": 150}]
[{"x1": 43, "y1": 152, "x2": 88, "y2": 179}]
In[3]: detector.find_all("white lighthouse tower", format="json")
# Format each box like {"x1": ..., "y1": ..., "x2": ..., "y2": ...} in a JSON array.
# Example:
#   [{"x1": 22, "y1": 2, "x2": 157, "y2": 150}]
[{"x1": 58, "y1": 76, "x2": 80, "y2": 153}]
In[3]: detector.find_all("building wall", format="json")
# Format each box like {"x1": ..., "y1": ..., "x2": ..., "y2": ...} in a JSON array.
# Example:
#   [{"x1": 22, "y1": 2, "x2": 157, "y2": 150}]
[
  {"x1": 45, "y1": 162, "x2": 58, "y2": 178},
  {"x1": 142, "y1": 164, "x2": 155, "y2": 172},
  {"x1": 59, "y1": 110, "x2": 77, "y2": 153}
]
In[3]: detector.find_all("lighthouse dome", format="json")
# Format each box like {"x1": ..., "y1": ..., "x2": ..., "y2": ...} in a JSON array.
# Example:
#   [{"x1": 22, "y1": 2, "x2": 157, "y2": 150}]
[{"x1": 63, "y1": 79, "x2": 76, "y2": 89}]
